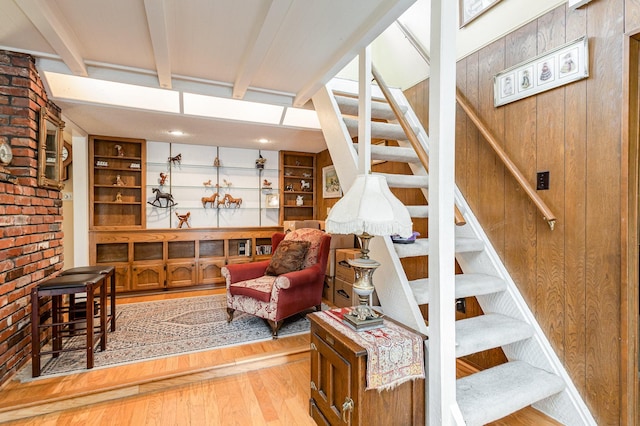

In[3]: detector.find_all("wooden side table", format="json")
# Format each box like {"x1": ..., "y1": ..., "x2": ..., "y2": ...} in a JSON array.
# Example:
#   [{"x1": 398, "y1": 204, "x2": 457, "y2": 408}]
[{"x1": 309, "y1": 312, "x2": 426, "y2": 426}]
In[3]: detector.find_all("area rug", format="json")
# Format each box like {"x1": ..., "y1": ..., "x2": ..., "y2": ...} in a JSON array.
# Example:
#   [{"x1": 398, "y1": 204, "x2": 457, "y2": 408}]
[{"x1": 29, "y1": 294, "x2": 317, "y2": 379}]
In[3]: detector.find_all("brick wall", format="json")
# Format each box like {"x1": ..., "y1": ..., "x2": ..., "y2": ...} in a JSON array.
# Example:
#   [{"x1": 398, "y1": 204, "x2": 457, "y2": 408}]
[{"x1": 0, "y1": 51, "x2": 64, "y2": 385}]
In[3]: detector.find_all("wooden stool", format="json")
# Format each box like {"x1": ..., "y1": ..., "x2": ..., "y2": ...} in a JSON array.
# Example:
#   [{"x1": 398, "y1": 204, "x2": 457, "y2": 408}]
[
  {"x1": 61, "y1": 266, "x2": 116, "y2": 331},
  {"x1": 31, "y1": 273, "x2": 107, "y2": 377}
]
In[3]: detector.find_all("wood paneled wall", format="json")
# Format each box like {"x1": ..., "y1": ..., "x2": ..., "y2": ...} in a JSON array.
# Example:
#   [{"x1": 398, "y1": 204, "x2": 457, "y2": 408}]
[{"x1": 406, "y1": 2, "x2": 634, "y2": 424}]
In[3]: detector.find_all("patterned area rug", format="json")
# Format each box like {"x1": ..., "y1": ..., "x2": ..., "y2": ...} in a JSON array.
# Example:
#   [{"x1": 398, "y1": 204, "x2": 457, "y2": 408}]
[{"x1": 29, "y1": 294, "x2": 316, "y2": 379}]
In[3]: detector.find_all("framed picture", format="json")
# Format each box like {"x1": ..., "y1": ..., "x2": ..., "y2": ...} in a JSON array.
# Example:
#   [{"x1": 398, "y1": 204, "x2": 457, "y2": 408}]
[
  {"x1": 459, "y1": 0, "x2": 502, "y2": 28},
  {"x1": 322, "y1": 165, "x2": 342, "y2": 198},
  {"x1": 493, "y1": 36, "x2": 589, "y2": 107}
]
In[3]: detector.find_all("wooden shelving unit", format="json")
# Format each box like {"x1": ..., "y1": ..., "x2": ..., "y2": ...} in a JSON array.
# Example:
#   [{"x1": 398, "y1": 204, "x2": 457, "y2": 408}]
[
  {"x1": 89, "y1": 135, "x2": 146, "y2": 229},
  {"x1": 89, "y1": 227, "x2": 280, "y2": 293},
  {"x1": 279, "y1": 151, "x2": 316, "y2": 223}
]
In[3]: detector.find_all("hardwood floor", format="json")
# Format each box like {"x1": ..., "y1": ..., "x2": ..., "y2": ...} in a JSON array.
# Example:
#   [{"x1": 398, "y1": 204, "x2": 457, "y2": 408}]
[{"x1": 0, "y1": 289, "x2": 561, "y2": 425}]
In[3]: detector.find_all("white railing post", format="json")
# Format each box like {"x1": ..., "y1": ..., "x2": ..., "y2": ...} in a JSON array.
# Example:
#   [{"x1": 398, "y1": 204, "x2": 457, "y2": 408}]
[
  {"x1": 428, "y1": 0, "x2": 461, "y2": 424},
  {"x1": 358, "y1": 47, "x2": 372, "y2": 174}
]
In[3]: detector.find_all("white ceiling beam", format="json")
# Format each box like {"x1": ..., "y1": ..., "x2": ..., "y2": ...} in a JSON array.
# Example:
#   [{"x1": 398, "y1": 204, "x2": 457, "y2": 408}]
[
  {"x1": 293, "y1": 0, "x2": 416, "y2": 106},
  {"x1": 232, "y1": 0, "x2": 294, "y2": 100},
  {"x1": 143, "y1": 0, "x2": 172, "y2": 89},
  {"x1": 14, "y1": 0, "x2": 87, "y2": 76}
]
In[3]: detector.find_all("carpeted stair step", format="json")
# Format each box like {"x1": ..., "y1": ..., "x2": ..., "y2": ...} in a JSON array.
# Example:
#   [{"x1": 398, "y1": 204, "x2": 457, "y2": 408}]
[
  {"x1": 408, "y1": 273, "x2": 506, "y2": 305},
  {"x1": 335, "y1": 95, "x2": 405, "y2": 121},
  {"x1": 393, "y1": 237, "x2": 484, "y2": 258},
  {"x1": 343, "y1": 118, "x2": 414, "y2": 141},
  {"x1": 455, "y1": 313, "x2": 534, "y2": 357},
  {"x1": 375, "y1": 172, "x2": 428, "y2": 189},
  {"x1": 406, "y1": 205, "x2": 429, "y2": 218},
  {"x1": 353, "y1": 143, "x2": 420, "y2": 163},
  {"x1": 457, "y1": 361, "x2": 565, "y2": 426}
]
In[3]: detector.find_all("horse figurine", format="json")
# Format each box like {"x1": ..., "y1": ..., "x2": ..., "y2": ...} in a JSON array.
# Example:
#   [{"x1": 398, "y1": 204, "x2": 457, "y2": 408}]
[
  {"x1": 201, "y1": 193, "x2": 219, "y2": 208},
  {"x1": 168, "y1": 153, "x2": 182, "y2": 166},
  {"x1": 148, "y1": 187, "x2": 177, "y2": 208},
  {"x1": 300, "y1": 180, "x2": 310, "y2": 191},
  {"x1": 203, "y1": 179, "x2": 212, "y2": 187},
  {"x1": 159, "y1": 172, "x2": 168, "y2": 186},
  {"x1": 176, "y1": 211, "x2": 191, "y2": 228},
  {"x1": 224, "y1": 194, "x2": 243, "y2": 208}
]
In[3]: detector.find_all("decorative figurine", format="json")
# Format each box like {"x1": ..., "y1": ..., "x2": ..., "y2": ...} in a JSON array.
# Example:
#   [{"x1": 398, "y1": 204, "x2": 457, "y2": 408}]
[
  {"x1": 168, "y1": 153, "x2": 182, "y2": 165},
  {"x1": 213, "y1": 156, "x2": 220, "y2": 167},
  {"x1": 223, "y1": 179, "x2": 232, "y2": 188},
  {"x1": 176, "y1": 211, "x2": 191, "y2": 228},
  {"x1": 296, "y1": 195, "x2": 304, "y2": 206},
  {"x1": 114, "y1": 175, "x2": 125, "y2": 186},
  {"x1": 302, "y1": 172, "x2": 312, "y2": 178},
  {"x1": 148, "y1": 187, "x2": 177, "y2": 208},
  {"x1": 224, "y1": 194, "x2": 242, "y2": 208},
  {"x1": 262, "y1": 179, "x2": 272, "y2": 189},
  {"x1": 255, "y1": 154, "x2": 266, "y2": 169},
  {"x1": 203, "y1": 179, "x2": 212, "y2": 187},
  {"x1": 115, "y1": 144, "x2": 124, "y2": 157},
  {"x1": 129, "y1": 163, "x2": 141, "y2": 169},
  {"x1": 96, "y1": 160, "x2": 108, "y2": 167},
  {"x1": 201, "y1": 193, "x2": 219, "y2": 208},
  {"x1": 115, "y1": 192, "x2": 123, "y2": 202},
  {"x1": 300, "y1": 180, "x2": 310, "y2": 191},
  {"x1": 159, "y1": 172, "x2": 168, "y2": 186},
  {"x1": 295, "y1": 160, "x2": 301, "y2": 166},
  {"x1": 285, "y1": 183, "x2": 294, "y2": 191}
]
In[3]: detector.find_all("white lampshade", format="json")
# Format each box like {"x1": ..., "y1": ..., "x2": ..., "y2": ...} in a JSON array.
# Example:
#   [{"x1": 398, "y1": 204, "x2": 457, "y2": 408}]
[{"x1": 325, "y1": 174, "x2": 413, "y2": 238}]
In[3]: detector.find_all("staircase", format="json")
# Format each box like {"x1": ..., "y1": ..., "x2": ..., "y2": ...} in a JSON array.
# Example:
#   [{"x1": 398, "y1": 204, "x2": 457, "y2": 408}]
[{"x1": 312, "y1": 78, "x2": 595, "y2": 425}]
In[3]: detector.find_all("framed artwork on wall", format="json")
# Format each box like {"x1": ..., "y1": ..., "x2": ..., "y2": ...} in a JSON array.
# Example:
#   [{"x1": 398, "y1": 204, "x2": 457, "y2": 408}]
[
  {"x1": 322, "y1": 165, "x2": 342, "y2": 198},
  {"x1": 459, "y1": 0, "x2": 502, "y2": 28},
  {"x1": 493, "y1": 36, "x2": 589, "y2": 107}
]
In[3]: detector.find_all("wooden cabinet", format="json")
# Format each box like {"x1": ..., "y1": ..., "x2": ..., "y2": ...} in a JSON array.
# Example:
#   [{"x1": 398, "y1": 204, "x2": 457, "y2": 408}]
[
  {"x1": 90, "y1": 135, "x2": 146, "y2": 229},
  {"x1": 309, "y1": 314, "x2": 425, "y2": 426},
  {"x1": 89, "y1": 227, "x2": 280, "y2": 293},
  {"x1": 280, "y1": 151, "x2": 316, "y2": 223}
]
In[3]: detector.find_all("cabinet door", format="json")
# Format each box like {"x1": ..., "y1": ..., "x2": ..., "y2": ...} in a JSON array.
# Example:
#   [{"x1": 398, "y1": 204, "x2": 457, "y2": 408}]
[
  {"x1": 167, "y1": 261, "x2": 197, "y2": 288},
  {"x1": 113, "y1": 263, "x2": 130, "y2": 293},
  {"x1": 310, "y1": 331, "x2": 354, "y2": 425},
  {"x1": 198, "y1": 259, "x2": 225, "y2": 286},
  {"x1": 131, "y1": 263, "x2": 164, "y2": 291}
]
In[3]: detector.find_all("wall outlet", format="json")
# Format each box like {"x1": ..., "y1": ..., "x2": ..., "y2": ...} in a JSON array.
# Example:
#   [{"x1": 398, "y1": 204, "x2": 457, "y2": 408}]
[
  {"x1": 62, "y1": 192, "x2": 73, "y2": 200},
  {"x1": 536, "y1": 171, "x2": 550, "y2": 190}
]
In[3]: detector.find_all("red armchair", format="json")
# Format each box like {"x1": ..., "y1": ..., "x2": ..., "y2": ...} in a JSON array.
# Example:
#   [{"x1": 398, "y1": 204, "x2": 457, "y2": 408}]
[{"x1": 222, "y1": 228, "x2": 331, "y2": 338}]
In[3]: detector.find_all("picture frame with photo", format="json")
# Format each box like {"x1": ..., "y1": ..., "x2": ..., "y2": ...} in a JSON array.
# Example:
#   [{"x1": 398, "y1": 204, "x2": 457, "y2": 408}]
[
  {"x1": 493, "y1": 36, "x2": 589, "y2": 107},
  {"x1": 459, "y1": 0, "x2": 502, "y2": 28},
  {"x1": 322, "y1": 165, "x2": 342, "y2": 199}
]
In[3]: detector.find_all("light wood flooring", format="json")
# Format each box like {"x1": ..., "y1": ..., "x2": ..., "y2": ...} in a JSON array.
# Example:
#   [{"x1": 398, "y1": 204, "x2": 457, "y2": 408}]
[{"x1": 0, "y1": 289, "x2": 561, "y2": 425}]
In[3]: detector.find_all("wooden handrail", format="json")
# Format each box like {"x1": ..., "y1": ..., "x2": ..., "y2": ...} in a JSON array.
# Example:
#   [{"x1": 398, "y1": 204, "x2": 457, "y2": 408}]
[
  {"x1": 455, "y1": 89, "x2": 556, "y2": 230},
  {"x1": 391, "y1": 22, "x2": 556, "y2": 231},
  {"x1": 371, "y1": 66, "x2": 467, "y2": 226}
]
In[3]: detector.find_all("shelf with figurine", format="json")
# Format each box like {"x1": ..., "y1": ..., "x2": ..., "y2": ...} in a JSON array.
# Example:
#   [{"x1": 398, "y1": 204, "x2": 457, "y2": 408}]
[{"x1": 279, "y1": 151, "x2": 316, "y2": 223}]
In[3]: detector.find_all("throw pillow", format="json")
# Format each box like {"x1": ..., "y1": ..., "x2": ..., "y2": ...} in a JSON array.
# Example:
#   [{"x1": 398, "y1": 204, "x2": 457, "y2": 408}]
[{"x1": 265, "y1": 240, "x2": 311, "y2": 276}]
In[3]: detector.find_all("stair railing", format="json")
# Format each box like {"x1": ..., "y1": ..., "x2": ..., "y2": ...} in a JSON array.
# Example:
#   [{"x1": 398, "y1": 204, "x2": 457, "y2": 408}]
[
  {"x1": 371, "y1": 65, "x2": 467, "y2": 226},
  {"x1": 394, "y1": 22, "x2": 556, "y2": 230}
]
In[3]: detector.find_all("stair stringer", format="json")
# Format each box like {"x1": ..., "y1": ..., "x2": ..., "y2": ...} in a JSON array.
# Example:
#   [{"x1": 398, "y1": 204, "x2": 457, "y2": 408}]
[
  {"x1": 313, "y1": 84, "x2": 428, "y2": 334},
  {"x1": 453, "y1": 193, "x2": 596, "y2": 426}
]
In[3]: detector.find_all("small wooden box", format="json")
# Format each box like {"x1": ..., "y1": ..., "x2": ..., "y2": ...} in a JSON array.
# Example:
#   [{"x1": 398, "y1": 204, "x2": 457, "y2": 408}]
[{"x1": 335, "y1": 249, "x2": 362, "y2": 283}]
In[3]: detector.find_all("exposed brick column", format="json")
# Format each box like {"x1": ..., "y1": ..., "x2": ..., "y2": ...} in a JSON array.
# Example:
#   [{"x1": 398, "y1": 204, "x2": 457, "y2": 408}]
[{"x1": 0, "y1": 51, "x2": 64, "y2": 385}]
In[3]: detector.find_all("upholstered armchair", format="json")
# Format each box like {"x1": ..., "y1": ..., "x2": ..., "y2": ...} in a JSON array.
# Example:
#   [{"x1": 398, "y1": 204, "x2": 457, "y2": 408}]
[{"x1": 222, "y1": 228, "x2": 331, "y2": 338}]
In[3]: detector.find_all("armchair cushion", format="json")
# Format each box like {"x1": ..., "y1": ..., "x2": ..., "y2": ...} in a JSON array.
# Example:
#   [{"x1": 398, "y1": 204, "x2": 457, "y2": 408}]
[
  {"x1": 265, "y1": 240, "x2": 310, "y2": 276},
  {"x1": 229, "y1": 275, "x2": 277, "y2": 303},
  {"x1": 284, "y1": 228, "x2": 324, "y2": 269}
]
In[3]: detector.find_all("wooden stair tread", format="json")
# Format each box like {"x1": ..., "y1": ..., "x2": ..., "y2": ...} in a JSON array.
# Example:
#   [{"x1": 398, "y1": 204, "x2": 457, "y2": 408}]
[
  {"x1": 457, "y1": 361, "x2": 564, "y2": 426},
  {"x1": 334, "y1": 94, "x2": 403, "y2": 120},
  {"x1": 408, "y1": 273, "x2": 506, "y2": 304},
  {"x1": 393, "y1": 237, "x2": 484, "y2": 258},
  {"x1": 455, "y1": 313, "x2": 534, "y2": 357}
]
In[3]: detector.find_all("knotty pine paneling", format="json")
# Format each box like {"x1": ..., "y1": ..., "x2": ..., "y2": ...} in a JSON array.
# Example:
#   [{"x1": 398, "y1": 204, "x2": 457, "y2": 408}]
[
  {"x1": 563, "y1": 3, "x2": 588, "y2": 397},
  {"x1": 535, "y1": 5, "x2": 568, "y2": 366},
  {"x1": 583, "y1": 1, "x2": 624, "y2": 424},
  {"x1": 405, "y1": 2, "x2": 626, "y2": 423}
]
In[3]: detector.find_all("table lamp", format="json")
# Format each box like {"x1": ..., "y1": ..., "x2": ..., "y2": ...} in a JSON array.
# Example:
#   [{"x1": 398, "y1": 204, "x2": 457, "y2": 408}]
[{"x1": 325, "y1": 173, "x2": 412, "y2": 318}]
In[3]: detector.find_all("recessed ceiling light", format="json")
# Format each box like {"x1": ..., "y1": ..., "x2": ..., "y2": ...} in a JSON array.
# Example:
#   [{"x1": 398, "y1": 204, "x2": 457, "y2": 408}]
[
  {"x1": 258, "y1": 138, "x2": 269, "y2": 144},
  {"x1": 169, "y1": 130, "x2": 184, "y2": 136}
]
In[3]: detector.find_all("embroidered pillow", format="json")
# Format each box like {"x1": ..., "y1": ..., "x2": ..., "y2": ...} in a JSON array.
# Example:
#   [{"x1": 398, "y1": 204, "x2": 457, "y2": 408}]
[{"x1": 265, "y1": 240, "x2": 311, "y2": 276}]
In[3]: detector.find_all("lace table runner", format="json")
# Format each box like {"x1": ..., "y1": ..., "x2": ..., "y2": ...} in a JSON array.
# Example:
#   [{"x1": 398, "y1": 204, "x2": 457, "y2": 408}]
[{"x1": 313, "y1": 307, "x2": 425, "y2": 391}]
